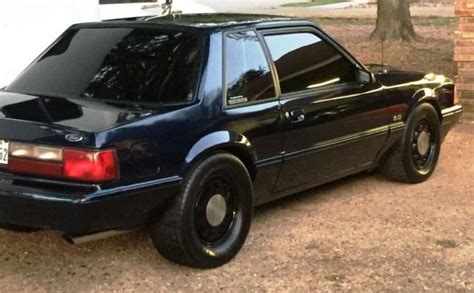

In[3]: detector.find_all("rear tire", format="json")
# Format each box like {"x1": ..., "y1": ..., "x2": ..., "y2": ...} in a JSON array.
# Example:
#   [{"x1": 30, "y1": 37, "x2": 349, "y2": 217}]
[
  {"x1": 150, "y1": 153, "x2": 253, "y2": 268},
  {"x1": 382, "y1": 103, "x2": 441, "y2": 183}
]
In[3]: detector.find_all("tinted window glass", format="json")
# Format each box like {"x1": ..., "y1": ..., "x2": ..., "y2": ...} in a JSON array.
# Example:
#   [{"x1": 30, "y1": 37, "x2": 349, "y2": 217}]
[
  {"x1": 264, "y1": 32, "x2": 356, "y2": 94},
  {"x1": 7, "y1": 28, "x2": 201, "y2": 104},
  {"x1": 226, "y1": 31, "x2": 275, "y2": 106}
]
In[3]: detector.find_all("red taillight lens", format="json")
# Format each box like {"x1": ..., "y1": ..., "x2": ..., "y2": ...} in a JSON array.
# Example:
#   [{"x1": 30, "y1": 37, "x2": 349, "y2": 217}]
[
  {"x1": 7, "y1": 142, "x2": 118, "y2": 183},
  {"x1": 63, "y1": 149, "x2": 118, "y2": 182}
]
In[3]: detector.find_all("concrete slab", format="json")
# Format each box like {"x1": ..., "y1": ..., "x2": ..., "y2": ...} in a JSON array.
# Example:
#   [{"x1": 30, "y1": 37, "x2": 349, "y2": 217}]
[
  {"x1": 315, "y1": 0, "x2": 370, "y2": 9},
  {"x1": 194, "y1": 0, "x2": 303, "y2": 12}
]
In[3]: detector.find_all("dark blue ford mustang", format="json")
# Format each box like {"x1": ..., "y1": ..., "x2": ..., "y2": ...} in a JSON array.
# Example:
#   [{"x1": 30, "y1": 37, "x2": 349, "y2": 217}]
[{"x1": 0, "y1": 14, "x2": 463, "y2": 268}]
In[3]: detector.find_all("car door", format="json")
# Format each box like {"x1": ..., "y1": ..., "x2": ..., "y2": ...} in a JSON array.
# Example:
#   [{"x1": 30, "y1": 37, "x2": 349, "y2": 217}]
[
  {"x1": 260, "y1": 27, "x2": 392, "y2": 193},
  {"x1": 221, "y1": 29, "x2": 283, "y2": 204}
]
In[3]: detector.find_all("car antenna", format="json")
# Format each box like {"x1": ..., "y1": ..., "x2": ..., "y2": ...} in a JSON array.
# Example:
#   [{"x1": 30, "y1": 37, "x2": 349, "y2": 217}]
[
  {"x1": 381, "y1": 35, "x2": 386, "y2": 74},
  {"x1": 162, "y1": 0, "x2": 173, "y2": 15},
  {"x1": 161, "y1": 0, "x2": 182, "y2": 17}
]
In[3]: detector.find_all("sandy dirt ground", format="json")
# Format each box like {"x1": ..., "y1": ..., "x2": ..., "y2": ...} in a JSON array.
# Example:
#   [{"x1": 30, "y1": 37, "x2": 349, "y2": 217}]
[
  {"x1": 0, "y1": 125, "x2": 471, "y2": 292},
  {"x1": 321, "y1": 22, "x2": 458, "y2": 79},
  {"x1": 0, "y1": 22, "x2": 472, "y2": 292}
]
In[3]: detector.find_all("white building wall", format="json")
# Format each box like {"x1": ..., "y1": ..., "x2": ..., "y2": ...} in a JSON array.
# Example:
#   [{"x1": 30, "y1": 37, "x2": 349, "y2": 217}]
[
  {"x1": 0, "y1": 0, "x2": 100, "y2": 87},
  {"x1": 0, "y1": 0, "x2": 213, "y2": 88}
]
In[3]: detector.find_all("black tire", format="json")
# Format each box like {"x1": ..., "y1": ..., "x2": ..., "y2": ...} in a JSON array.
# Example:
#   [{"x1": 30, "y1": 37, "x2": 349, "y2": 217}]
[
  {"x1": 382, "y1": 103, "x2": 441, "y2": 183},
  {"x1": 150, "y1": 152, "x2": 254, "y2": 268}
]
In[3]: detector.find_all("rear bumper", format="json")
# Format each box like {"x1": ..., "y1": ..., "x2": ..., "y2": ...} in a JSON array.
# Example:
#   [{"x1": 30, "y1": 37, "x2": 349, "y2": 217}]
[
  {"x1": 441, "y1": 104, "x2": 463, "y2": 140},
  {"x1": 0, "y1": 176, "x2": 181, "y2": 235}
]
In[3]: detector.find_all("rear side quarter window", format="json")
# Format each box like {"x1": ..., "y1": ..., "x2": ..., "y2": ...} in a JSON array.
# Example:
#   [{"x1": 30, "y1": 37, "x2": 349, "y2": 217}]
[{"x1": 225, "y1": 30, "x2": 276, "y2": 107}]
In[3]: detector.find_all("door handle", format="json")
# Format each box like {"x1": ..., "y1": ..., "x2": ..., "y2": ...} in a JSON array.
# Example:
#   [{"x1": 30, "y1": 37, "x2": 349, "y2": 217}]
[{"x1": 286, "y1": 109, "x2": 305, "y2": 123}]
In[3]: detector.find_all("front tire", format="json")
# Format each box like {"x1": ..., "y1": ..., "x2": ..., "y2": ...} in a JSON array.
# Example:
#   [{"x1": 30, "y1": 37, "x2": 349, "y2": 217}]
[
  {"x1": 382, "y1": 103, "x2": 441, "y2": 183},
  {"x1": 150, "y1": 153, "x2": 253, "y2": 268}
]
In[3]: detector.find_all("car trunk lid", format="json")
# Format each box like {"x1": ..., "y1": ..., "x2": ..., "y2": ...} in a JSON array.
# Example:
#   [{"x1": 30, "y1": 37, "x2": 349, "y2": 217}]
[{"x1": 0, "y1": 91, "x2": 160, "y2": 144}]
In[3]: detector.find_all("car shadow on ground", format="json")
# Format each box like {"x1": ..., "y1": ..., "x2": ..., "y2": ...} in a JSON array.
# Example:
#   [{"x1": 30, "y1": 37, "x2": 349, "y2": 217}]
[
  {"x1": 255, "y1": 172, "x2": 377, "y2": 215},
  {"x1": 0, "y1": 171, "x2": 398, "y2": 287}
]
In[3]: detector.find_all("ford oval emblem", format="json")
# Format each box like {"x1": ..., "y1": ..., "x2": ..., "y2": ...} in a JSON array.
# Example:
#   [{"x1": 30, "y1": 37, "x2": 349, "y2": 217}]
[{"x1": 65, "y1": 133, "x2": 84, "y2": 143}]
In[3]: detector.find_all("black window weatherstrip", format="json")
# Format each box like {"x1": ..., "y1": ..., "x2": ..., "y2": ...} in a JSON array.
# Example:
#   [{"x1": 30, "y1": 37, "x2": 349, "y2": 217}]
[
  {"x1": 222, "y1": 28, "x2": 280, "y2": 110},
  {"x1": 256, "y1": 30, "x2": 282, "y2": 100},
  {"x1": 279, "y1": 82, "x2": 361, "y2": 102}
]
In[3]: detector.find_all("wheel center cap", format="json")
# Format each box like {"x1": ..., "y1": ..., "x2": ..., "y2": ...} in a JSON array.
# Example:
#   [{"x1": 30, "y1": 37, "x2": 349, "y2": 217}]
[
  {"x1": 206, "y1": 194, "x2": 227, "y2": 227},
  {"x1": 417, "y1": 131, "x2": 430, "y2": 156}
]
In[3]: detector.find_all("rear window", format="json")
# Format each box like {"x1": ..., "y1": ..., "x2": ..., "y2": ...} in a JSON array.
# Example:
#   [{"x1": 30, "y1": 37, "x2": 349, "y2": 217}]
[{"x1": 7, "y1": 27, "x2": 202, "y2": 104}]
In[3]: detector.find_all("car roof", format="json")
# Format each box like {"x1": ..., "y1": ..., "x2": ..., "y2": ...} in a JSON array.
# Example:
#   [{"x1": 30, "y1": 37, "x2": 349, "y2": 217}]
[{"x1": 102, "y1": 13, "x2": 314, "y2": 31}]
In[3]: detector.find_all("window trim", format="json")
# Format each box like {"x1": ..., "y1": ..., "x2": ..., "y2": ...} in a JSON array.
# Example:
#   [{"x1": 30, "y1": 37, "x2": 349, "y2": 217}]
[
  {"x1": 258, "y1": 26, "x2": 363, "y2": 100},
  {"x1": 222, "y1": 28, "x2": 280, "y2": 109}
]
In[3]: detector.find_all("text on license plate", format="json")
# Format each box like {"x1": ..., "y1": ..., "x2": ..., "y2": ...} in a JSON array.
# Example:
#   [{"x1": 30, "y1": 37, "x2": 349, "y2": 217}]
[{"x1": 0, "y1": 140, "x2": 9, "y2": 165}]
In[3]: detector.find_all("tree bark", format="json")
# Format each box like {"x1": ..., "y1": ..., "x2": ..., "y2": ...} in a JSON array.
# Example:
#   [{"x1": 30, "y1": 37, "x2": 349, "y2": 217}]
[{"x1": 371, "y1": 0, "x2": 418, "y2": 42}]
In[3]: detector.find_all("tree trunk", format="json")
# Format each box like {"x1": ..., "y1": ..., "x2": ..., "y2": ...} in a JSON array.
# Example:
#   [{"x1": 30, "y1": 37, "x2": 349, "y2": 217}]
[{"x1": 371, "y1": 0, "x2": 418, "y2": 42}]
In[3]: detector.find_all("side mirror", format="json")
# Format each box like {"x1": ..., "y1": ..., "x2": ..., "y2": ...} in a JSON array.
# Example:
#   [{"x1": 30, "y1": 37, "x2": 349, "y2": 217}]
[{"x1": 357, "y1": 69, "x2": 372, "y2": 85}]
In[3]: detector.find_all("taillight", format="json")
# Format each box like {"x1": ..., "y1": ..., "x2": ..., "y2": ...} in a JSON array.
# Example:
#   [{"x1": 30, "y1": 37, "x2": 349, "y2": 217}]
[
  {"x1": 63, "y1": 149, "x2": 117, "y2": 182},
  {"x1": 9, "y1": 158, "x2": 63, "y2": 177},
  {"x1": 7, "y1": 142, "x2": 118, "y2": 183},
  {"x1": 10, "y1": 143, "x2": 63, "y2": 161}
]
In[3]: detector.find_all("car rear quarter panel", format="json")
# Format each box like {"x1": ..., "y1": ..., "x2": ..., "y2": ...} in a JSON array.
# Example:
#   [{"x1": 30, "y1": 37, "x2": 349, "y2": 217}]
[
  {"x1": 81, "y1": 32, "x2": 213, "y2": 187},
  {"x1": 92, "y1": 31, "x2": 241, "y2": 189},
  {"x1": 373, "y1": 74, "x2": 452, "y2": 163}
]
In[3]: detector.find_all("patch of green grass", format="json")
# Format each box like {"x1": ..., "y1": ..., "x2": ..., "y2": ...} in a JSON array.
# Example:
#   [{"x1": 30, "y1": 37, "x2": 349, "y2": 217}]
[
  {"x1": 311, "y1": 17, "x2": 457, "y2": 27},
  {"x1": 314, "y1": 18, "x2": 374, "y2": 26},
  {"x1": 282, "y1": 0, "x2": 348, "y2": 8},
  {"x1": 413, "y1": 17, "x2": 457, "y2": 27}
]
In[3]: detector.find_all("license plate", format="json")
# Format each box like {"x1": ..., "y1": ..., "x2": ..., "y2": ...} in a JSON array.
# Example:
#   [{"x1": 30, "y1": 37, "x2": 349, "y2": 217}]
[{"x1": 0, "y1": 140, "x2": 9, "y2": 165}]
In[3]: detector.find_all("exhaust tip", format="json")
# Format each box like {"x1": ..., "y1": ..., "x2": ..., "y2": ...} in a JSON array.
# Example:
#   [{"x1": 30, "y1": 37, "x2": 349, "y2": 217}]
[
  {"x1": 63, "y1": 234, "x2": 75, "y2": 245},
  {"x1": 63, "y1": 229, "x2": 135, "y2": 245}
]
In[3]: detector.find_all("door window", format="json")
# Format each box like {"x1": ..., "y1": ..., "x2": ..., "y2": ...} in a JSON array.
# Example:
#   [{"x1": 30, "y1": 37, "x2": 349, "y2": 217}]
[
  {"x1": 225, "y1": 31, "x2": 276, "y2": 106},
  {"x1": 264, "y1": 32, "x2": 356, "y2": 94}
]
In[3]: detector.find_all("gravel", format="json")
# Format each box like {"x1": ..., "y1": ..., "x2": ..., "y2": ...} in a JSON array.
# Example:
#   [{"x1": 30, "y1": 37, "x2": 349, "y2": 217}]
[{"x1": 0, "y1": 124, "x2": 471, "y2": 292}]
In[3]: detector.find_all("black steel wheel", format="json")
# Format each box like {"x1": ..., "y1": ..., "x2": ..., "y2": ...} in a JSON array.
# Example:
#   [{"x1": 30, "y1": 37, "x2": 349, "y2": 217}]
[
  {"x1": 150, "y1": 152, "x2": 253, "y2": 268},
  {"x1": 382, "y1": 103, "x2": 441, "y2": 183},
  {"x1": 194, "y1": 176, "x2": 236, "y2": 244},
  {"x1": 410, "y1": 119, "x2": 437, "y2": 174}
]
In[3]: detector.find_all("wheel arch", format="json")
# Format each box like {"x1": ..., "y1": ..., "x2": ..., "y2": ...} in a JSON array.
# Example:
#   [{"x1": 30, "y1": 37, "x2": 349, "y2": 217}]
[
  {"x1": 408, "y1": 88, "x2": 442, "y2": 123},
  {"x1": 378, "y1": 90, "x2": 442, "y2": 169},
  {"x1": 182, "y1": 131, "x2": 257, "y2": 181}
]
